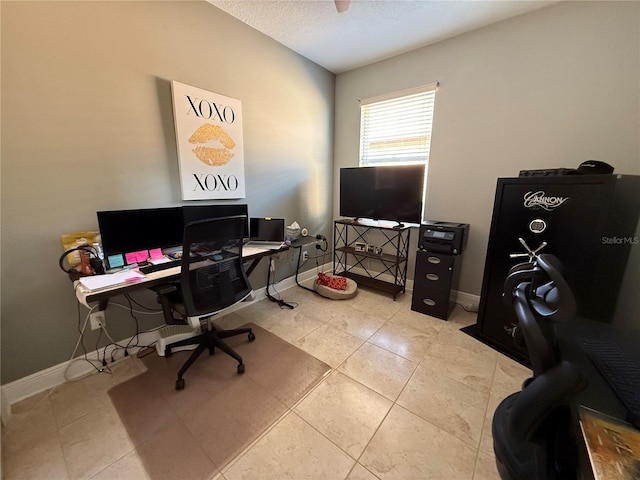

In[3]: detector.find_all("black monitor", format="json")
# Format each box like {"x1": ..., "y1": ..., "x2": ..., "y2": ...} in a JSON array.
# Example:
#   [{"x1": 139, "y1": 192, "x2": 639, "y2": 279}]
[
  {"x1": 97, "y1": 207, "x2": 184, "y2": 268},
  {"x1": 97, "y1": 204, "x2": 250, "y2": 269},
  {"x1": 183, "y1": 204, "x2": 249, "y2": 240}
]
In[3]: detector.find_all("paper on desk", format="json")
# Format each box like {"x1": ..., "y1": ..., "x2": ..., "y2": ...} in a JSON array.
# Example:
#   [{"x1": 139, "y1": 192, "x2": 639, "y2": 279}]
[
  {"x1": 149, "y1": 256, "x2": 172, "y2": 265},
  {"x1": 79, "y1": 271, "x2": 145, "y2": 291}
]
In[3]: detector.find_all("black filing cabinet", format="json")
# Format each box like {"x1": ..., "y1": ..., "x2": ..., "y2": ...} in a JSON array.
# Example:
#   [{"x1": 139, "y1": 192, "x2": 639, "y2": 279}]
[{"x1": 411, "y1": 221, "x2": 469, "y2": 320}]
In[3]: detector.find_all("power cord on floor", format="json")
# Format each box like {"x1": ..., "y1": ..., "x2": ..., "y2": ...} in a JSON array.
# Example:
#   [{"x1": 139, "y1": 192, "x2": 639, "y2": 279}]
[
  {"x1": 292, "y1": 239, "x2": 329, "y2": 298},
  {"x1": 455, "y1": 302, "x2": 479, "y2": 313}
]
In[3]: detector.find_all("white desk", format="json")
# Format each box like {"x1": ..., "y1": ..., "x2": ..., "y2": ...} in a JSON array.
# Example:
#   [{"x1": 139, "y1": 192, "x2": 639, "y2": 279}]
[{"x1": 75, "y1": 246, "x2": 287, "y2": 309}]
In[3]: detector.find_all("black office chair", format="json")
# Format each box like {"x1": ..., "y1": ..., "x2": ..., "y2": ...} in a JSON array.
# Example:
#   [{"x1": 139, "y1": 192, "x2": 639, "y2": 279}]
[
  {"x1": 492, "y1": 254, "x2": 586, "y2": 480},
  {"x1": 155, "y1": 215, "x2": 255, "y2": 390}
]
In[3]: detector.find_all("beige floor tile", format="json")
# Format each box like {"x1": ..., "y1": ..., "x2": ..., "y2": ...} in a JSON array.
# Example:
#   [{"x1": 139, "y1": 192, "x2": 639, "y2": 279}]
[
  {"x1": 421, "y1": 341, "x2": 497, "y2": 393},
  {"x1": 49, "y1": 379, "x2": 94, "y2": 429},
  {"x1": 3, "y1": 288, "x2": 512, "y2": 480},
  {"x1": 346, "y1": 463, "x2": 380, "y2": 480},
  {"x1": 388, "y1": 308, "x2": 444, "y2": 336},
  {"x1": 324, "y1": 304, "x2": 388, "y2": 340},
  {"x1": 90, "y1": 450, "x2": 152, "y2": 480},
  {"x1": 253, "y1": 307, "x2": 324, "y2": 344},
  {"x1": 80, "y1": 357, "x2": 148, "y2": 402},
  {"x1": 294, "y1": 324, "x2": 364, "y2": 368},
  {"x1": 223, "y1": 412, "x2": 355, "y2": 479},
  {"x1": 212, "y1": 311, "x2": 256, "y2": 330},
  {"x1": 479, "y1": 391, "x2": 511, "y2": 459},
  {"x1": 479, "y1": 422, "x2": 496, "y2": 461},
  {"x1": 294, "y1": 371, "x2": 392, "y2": 458},
  {"x1": 338, "y1": 342, "x2": 417, "y2": 401},
  {"x1": 436, "y1": 324, "x2": 500, "y2": 357},
  {"x1": 129, "y1": 419, "x2": 218, "y2": 480},
  {"x1": 106, "y1": 366, "x2": 180, "y2": 447},
  {"x1": 473, "y1": 452, "x2": 501, "y2": 480},
  {"x1": 350, "y1": 288, "x2": 405, "y2": 320},
  {"x1": 287, "y1": 291, "x2": 339, "y2": 319},
  {"x1": 58, "y1": 403, "x2": 135, "y2": 480},
  {"x1": 359, "y1": 404, "x2": 477, "y2": 479},
  {"x1": 183, "y1": 376, "x2": 288, "y2": 469},
  {"x1": 397, "y1": 365, "x2": 490, "y2": 448},
  {"x1": 1, "y1": 392, "x2": 59, "y2": 456},
  {"x1": 368, "y1": 322, "x2": 436, "y2": 362},
  {"x1": 491, "y1": 354, "x2": 530, "y2": 398},
  {"x1": 2, "y1": 435, "x2": 68, "y2": 480},
  {"x1": 443, "y1": 305, "x2": 479, "y2": 330},
  {"x1": 234, "y1": 300, "x2": 283, "y2": 326}
]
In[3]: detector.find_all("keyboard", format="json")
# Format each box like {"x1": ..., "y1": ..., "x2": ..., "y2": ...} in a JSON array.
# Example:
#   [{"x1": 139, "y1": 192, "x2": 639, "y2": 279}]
[
  {"x1": 139, "y1": 261, "x2": 179, "y2": 274},
  {"x1": 581, "y1": 339, "x2": 640, "y2": 428}
]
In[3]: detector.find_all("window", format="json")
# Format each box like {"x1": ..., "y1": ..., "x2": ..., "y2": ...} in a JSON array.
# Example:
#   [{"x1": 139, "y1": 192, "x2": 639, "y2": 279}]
[{"x1": 359, "y1": 83, "x2": 437, "y2": 168}]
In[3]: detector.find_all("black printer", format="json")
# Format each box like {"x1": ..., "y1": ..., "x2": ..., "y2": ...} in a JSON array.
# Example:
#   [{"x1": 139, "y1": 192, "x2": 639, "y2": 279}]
[{"x1": 418, "y1": 221, "x2": 469, "y2": 255}]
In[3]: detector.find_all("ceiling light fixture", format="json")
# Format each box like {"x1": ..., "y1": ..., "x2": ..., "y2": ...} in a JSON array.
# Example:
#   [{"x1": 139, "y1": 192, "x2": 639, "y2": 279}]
[{"x1": 334, "y1": 0, "x2": 351, "y2": 13}]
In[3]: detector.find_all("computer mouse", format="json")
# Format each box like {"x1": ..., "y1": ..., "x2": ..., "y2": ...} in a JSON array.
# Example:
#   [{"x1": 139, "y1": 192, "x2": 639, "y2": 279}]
[{"x1": 213, "y1": 254, "x2": 223, "y2": 261}]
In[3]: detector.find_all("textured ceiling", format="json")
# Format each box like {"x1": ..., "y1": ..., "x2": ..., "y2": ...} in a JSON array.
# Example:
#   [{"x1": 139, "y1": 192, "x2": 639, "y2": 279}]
[{"x1": 207, "y1": 0, "x2": 558, "y2": 73}]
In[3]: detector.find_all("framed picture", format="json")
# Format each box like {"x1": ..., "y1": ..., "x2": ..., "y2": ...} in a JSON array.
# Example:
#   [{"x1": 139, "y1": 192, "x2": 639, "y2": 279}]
[{"x1": 171, "y1": 81, "x2": 245, "y2": 200}]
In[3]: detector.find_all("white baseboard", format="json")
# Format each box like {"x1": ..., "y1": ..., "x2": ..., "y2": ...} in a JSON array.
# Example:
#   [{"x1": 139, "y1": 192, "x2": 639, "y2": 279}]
[{"x1": 1, "y1": 267, "x2": 320, "y2": 412}]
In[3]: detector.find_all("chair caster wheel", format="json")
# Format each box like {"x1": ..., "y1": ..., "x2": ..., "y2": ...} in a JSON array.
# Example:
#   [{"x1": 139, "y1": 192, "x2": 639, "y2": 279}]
[
  {"x1": 237, "y1": 363, "x2": 245, "y2": 374},
  {"x1": 248, "y1": 332, "x2": 256, "y2": 342},
  {"x1": 176, "y1": 379, "x2": 185, "y2": 390}
]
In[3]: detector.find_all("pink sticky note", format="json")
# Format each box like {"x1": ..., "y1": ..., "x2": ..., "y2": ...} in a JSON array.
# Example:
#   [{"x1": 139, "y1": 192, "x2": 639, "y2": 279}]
[
  {"x1": 149, "y1": 248, "x2": 164, "y2": 260},
  {"x1": 135, "y1": 250, "x2": 149, "y2": 263},
  {"x1": 125, "y1": 252, "x2": 138, "y2": 265}
]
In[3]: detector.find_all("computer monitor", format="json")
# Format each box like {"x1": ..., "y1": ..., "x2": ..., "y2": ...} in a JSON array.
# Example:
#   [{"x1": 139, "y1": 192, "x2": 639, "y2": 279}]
[
  {"x1": 183, "y1": 204, "x2": 249, "y2": 240},
  {"x1": 97, "y1": 207, "x2": 184, "y2": 268},
  {"x1": 97, "y1": 204, "x2": 250, "y2": 269}
]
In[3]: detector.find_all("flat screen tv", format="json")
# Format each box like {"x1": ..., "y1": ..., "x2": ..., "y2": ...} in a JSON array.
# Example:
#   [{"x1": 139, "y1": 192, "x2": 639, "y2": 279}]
[{"x1": 340, "y1": 165, "x2": 425, "y2": 225}]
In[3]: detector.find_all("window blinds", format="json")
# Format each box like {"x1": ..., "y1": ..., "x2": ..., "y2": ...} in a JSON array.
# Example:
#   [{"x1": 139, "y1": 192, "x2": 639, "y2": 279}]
[{"x1": 359, "y1": 83, "x2": 437, "y2": 167}]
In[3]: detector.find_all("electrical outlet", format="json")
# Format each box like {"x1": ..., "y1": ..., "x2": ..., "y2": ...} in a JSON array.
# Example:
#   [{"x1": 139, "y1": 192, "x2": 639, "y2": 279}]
[
  {"x1": 90, "y1": 311, "x2": 106, "y2": 330},
  {"x1": 302, "y1": 251, "x2": 309, "y2": 261}
]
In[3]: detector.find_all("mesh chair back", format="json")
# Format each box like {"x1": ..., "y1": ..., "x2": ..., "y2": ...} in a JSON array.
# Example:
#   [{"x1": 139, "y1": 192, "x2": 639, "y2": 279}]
[{"x1": 180, "y1": 215, "x2": 251, "y2": 318}]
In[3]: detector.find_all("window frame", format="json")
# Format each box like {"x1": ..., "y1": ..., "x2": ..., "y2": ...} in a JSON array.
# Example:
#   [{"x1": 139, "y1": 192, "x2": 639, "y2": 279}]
[{"x1": 358, "y1": 83, "x2": 438, "y2": 222}]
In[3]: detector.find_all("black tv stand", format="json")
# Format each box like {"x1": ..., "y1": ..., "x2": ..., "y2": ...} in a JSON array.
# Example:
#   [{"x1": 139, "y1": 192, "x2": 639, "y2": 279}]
[{"x1": 333, "y1": 219, "x2": 411, "y2": 300}]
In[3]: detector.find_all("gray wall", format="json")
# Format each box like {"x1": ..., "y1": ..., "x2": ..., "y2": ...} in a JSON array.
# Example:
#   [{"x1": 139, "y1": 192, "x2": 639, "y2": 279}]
[
  {"x1": 334, "y1": 1, "x2": 640, "y2": 296},
  {"x1": 1, "y1": 1, "x2": 335, "y2": 384}
]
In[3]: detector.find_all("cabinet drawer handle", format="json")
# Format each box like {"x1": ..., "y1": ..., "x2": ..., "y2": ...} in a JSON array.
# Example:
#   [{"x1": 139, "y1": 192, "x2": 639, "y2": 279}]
[
  {"x1": 426, "y1": 273, "x2": 439, "y2": 281},
  {"x1": 427, "y1": 256, "x2": 441, "y2": 264},
  {"x1": 422, "y1": 299, "x2": 436, "y2": 306}
]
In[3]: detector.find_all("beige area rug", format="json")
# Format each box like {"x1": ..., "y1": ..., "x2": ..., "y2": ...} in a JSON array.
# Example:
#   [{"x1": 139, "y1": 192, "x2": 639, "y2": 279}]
[{"x1": 108, "y1": 323, "x2": 331, "y2": 478}]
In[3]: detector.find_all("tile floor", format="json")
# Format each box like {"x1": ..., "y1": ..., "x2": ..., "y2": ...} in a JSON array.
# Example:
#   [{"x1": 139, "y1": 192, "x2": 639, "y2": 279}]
[{"x1": 1, "y1": 284, "x2": 530, "y2": 479}]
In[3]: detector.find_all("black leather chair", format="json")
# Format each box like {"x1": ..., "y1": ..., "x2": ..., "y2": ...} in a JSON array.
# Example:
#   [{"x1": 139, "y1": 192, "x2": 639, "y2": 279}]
[
  {"x1": 492, "y1": 254, "x2": 586, "y2": 480},
  {"x1": 155, "y1": 215, "x2": 255, "y2": 390}
]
